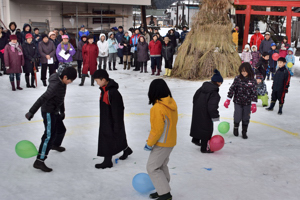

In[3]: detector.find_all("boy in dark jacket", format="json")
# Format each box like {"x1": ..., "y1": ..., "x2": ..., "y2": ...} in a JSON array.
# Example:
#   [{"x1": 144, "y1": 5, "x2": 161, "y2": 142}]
[
  {"x1": 190, "y1": 69, "x2": 223, "y2": 153},
  {"x1": 93, "y1": 69, "x2": 133, "y2": 169},
  {"x1": 266, "y1": 57, "x2": 290, "y2": 115},
  {"x1": 255, "y1": 52, "x2": 269, "y2": 80},
  {"x1": 25, "y1": 67, "x2": 77, "y2": 172},
  {"x1": 268, "y1": 43, "x2": 278, "y2": 80}
]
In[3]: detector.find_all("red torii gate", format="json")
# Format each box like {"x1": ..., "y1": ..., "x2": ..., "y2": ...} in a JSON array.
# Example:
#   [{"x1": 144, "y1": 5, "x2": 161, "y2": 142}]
[{"x1": 234, "y1": 0, "x2": 300, "y2": 48}]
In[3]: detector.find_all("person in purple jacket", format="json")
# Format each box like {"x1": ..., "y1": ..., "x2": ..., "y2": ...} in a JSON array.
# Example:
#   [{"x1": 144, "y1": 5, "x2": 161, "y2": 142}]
[{"x1": 56, "y1": 35, "x2": 76, "y2": 75}]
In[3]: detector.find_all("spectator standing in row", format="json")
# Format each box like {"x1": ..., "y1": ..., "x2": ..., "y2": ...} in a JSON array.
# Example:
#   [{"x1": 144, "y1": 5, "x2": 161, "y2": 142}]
[
  {"x1": 259, "y1": 32, "x2": 274, "y2": 54},
  {"x1": 97, "y1": 33, "x2": 109, "y2": 70},
  {"x1": 130, "y1": 29, "x2": 140, "y2": 71},
  {"x1": 75, "y1": 34, "x2": 87, "y2": 78},
  {"x1": 49, "y1": 31, "x2": 60, "y2": 70},
  {"x1": 137, "y1": 35, "x2": 149, "y2": 73},
  {"x1": 162, "y1": 37, "x2": 175, "y2": 77},
  {"x1": 121, "y1": 31, "x2": 131, "y2": 70},
  {"x1": 7, "y1": 22, "x2": 22, "y2": 44},
  {"x1": 181, "y1": 26, "x2": 189, "y2": 44},
  {"x1": 250, "y1": 28, "x2": 264, "y2": 51},
  {"x1": 149, "y1": 34, "x2": 162, "y2": 76},
  {"x1": 0, "y1": 27, "x2": 8, "y2": 75},
  {"x1": 78, "y1": 25, "x2": 89, "y2": 41},
  {"x1": 115, "y1": 26, "x2": 124, "y2": 64}
]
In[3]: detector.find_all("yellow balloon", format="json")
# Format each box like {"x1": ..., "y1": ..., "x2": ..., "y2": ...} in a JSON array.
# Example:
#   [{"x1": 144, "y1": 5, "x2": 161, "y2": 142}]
[{"x1": 287, "y1": 62, "x2": 293, "y2": 68}]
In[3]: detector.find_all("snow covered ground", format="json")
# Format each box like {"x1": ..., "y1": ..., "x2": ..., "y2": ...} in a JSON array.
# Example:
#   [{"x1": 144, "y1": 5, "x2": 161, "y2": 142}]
[{"x1": 0, "y1": 57, "x2": 300, "y2": 200}]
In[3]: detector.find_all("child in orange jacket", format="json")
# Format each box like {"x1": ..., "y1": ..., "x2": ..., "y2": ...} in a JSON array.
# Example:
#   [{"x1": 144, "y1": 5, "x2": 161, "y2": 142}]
[{"x1": 145, "y1": 79, "x2": 178, "y2": 200}]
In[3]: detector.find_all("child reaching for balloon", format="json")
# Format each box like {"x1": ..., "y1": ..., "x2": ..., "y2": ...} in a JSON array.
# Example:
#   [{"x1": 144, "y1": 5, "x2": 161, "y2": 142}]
[
  {"x1": 190, "y1": 69, "x2": 223, "y2": 153},
  {"x1": 224, "y1": 63, "x2": 257, "y2": 139},
  {"x1": 144, "y1": 79, "x2": 178, "y2": 200}
]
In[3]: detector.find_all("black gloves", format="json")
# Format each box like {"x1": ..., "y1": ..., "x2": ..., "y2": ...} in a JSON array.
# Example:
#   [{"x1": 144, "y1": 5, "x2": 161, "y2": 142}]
[
  {"x1": 60, "y1": 113, "x2": 65, "y2": 120},
  {"x1": 65, "y1": 50, "x2": 70, "y2": 54},
  {"x1": 25, "y1": 112, "x2": 34, "y2": 121}
]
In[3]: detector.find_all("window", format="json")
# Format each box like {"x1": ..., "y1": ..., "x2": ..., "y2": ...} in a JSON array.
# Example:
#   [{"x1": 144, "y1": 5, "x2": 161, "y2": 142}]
[{"x1": 92, "y1": 9, "x2": 116, "y2": 24}]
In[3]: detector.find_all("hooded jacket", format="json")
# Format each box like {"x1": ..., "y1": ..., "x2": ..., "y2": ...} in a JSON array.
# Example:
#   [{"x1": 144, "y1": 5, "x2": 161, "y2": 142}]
[
  {"x1": 82, "y1": 42, "x2": 99, "y2": 75},
  {"x1": 29, "y1": 73, "x2": 66, "y2": 115},
  {"x1": 21, "y1": 23, "x2": 32, "y2": 44},
  {"x1": 251, "y1": 45, "x2": 260, "y2": 68},
  {"x1": 97, "y1": 34, "x2": 109, "y2": 57},
  {"x1": 107, "y1": 32, "x2": 118, "y2": 54},
  {"x1": 190, "y1": 82, "x2": 220, "y2": 141},
  {"x1": 137, "y1": 35, "x2": 149, "y2": 62},
  {"x1": 98, "y1": 79, "x2": 129, "y2": 157},
  {"x1": 250, "y1": 32, "x2": 265, "y2": 50},
  {"x1": 147, "y1": 96, "x2": 178, "y2": 148},
  {"x1": 4, "y1": 42, "x2": 24, "y2": 73},
  {"x1": 7, "y1": 22, "x2": 22, "y2": 44},
  {"x1": 75, "y1": 35, "x2": 87, "y2": 60},
  {"x1": 285, "y1": 48, "x2": 295, "y2": 65},
  {"x1": 241, "y1": 44, "x2": 252, "y2": 62}
]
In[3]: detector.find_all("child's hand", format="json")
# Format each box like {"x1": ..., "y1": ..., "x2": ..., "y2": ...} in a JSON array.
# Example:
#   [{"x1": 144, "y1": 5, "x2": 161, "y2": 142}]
[
  {"x1": 251, "y1": 104, "x2": 257, "y2": 113},
  {"x1": 224, "y1": 99, "x2": 230, "y2": 108},
  {"x1": 144, "y1": 144, "x2": 152, "y2": 151}
]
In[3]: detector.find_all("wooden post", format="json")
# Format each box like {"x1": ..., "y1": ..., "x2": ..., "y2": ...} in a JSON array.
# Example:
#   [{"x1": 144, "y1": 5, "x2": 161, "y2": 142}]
[
  {"x1": 176, "y1": 2, "x2": 179, "y2": 28},
  {"x1": 141, "y1": 6, "x2": 147, "y2": 32},
  {"x1": 243, "y1": 5, "x2": 251, "y2": 48},
  {"x1": 286, "y1": 5, "x2": 292, "y2": 43}
]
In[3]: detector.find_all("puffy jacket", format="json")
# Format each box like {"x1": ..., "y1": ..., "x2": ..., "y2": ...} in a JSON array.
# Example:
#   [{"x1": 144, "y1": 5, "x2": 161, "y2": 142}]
[
  {"x1": 256, "y1": 81, "x2": 268, "y2": 96},
  {"x1": 78, "y1": 29, "x2": 90, "y2": 41},
  {"x1": 268, "y1": 49, "x2": 278, "y2": 69},
  {"x1": 147, "y1": 96, "x2": 178, "y2": 148},
  {"x1": 241, "y1": 47, "x2": 252, "y2": 63},
  {"x1": 279, "y1": 42, "x2": 290, "y2": 58},
  {"x1": 4, "y1": 43, "x2": 24, "y2": 73},
  {"x1": 251, "y1": 45, "x2": 260, "y2": 69},
  {"x1": 22, "y1": 41, "x2": 38, "y2": 73},
  {"x1": 272, "y1": 66, "x2": 290, "y2": 93},
  {"x1": 21, "y1": 23, "x2": 32, "y2": 44},
  {"x1": 97, "y1": 34, "x2": 109, "y2": 57},
  {"x1": 107, "y1": 33, "x2": 118, "y2": 54},
  {"x1": 285, "y1": 48, "x2": 295, "y2": 65},
  {"x1": 250, "y1": 33, "x2": 264, "y2": 50},
  {"x1": 181, "y1": 30, "x2": 189, "y2": 43},
  {"x1": 232, "y1": 28, "x2": 239, "y2": 45},
  {"x1": 121, "y1": 36, "x2": 131, "y2": 55},
  {"x1": 137, "y1": 36, "x2": 149, "y2": 62},
  {"x1": 82, "y1": 43, "x2": 99, "y2": 75},
  {"x1": 161, "y1": 42, "x2": 175, "y2": 61},
  {"x1": 255, "y1": 57, "x2": 268, "y2": 80},
  {"x1": 166, "y1": 32, "x2": 177, "y2": 49},
  {"x1": 115, "y1": 31, "x2": 124, "y2": 43},
  {"x1": 38, "y1": 41, "x2": 56, "y2": 64},
  {"x1": 56, "y1": 42, "x2": 76, "y2": 63},
  {"x1": 29, "y1": 73, "x2": 66, "y2": 115},
  {"x1": 149, "y1": 40, "x2": 162, "y2": 57}
]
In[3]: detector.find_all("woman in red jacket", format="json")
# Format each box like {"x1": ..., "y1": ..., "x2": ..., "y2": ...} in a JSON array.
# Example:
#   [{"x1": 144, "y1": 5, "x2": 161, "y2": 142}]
[
  {"x1": 4, "y1": 34, "x2": 25, "y2": 91},
  {"x1": 80, "y1": 35, "x2": 99, "y2": 86}
]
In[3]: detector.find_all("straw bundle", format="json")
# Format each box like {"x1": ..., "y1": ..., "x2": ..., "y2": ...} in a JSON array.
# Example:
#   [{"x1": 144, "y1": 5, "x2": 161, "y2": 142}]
[{"x1": 172, "y1": 0, "x2": 241, "y2": 80}]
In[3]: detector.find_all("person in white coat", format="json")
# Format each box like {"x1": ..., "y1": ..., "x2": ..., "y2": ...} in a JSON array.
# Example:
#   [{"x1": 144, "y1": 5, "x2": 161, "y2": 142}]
[{"x1": 97, "y1": 33, "x2": 109, "y2": 70}]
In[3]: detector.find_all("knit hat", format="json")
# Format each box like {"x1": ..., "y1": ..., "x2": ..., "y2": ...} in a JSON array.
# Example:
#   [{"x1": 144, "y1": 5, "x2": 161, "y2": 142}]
[
  {"x1": 81, "y1": 25, "x2": 85, "y2": 28},
  {"x1": 25, "y1": 33, "x2": 33, "y2": 39},
  {"x1": 48, "y1": 31, "x2": 55, "y2": 37},
  {"x1": 62, "y1": 35, "x2": 69, "y2": 39},
  {"x1": 41, "y1": 34, "x2": 48, "y2": 39},
  {"x1": 256, "y1": 74, "x2": 263, "y2": 80},
  {"x1": 211, "y1": 69, "x2": 223, "y2": 83},
  {"x1": 9, "y1": 35, "x2": 17, "y2": 40}
]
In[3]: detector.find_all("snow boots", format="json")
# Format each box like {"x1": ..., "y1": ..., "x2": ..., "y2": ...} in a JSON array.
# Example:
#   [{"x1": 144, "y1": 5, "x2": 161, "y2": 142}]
[
  {"x1": 242, "y1": 124, "x2": 248, "y2": 139},
  {"x1": 233, "y1": 123, "x2": 239, "y2": 136},
  {"x1": 119, "y1": 147, "x2": 133, "y2": 160},
  {"x1": 167, "y1": 69, "x2": 172, "y2": 77},
  {"x1": 79, "y1": 75, "x2": 86, "y2": 86},
  {"x1": 10, "y1": 81, "x2": 16, "y2": 91},
  {"x1": 191, "y1": 138, "x2": 201, "y2": 146},
  {"x1": 157, "y1": 192, "x2": 172, "y2": 200},
  {"x1": 51, "y1": 146, "x2": 66, "y2": 152},
  {"x1": 164, "y1": 69, "x2": 169, "y2": 76},
  {"x1": 127, "y1": 62, "x2": 131, "y2": 70},
  {"x1": 278, "y1": 104, "x2": 283, "y2": 115},
  {"x1": 119, "y1": 57, "x2": 123, "y2": 64},
  {"x1": 266, "y1": 101, "x2": 275, "y2": 111},
  {"x1": 151, "y1": 68, "x2": 156, "y2": 75},
  {"x1": 149, "y1": 192, "x2": 159, "y2": 199},
  {"x1": 16, "y1": 81, "x2": 23, "y2": 90},
  {"x1": 42, "y1": 80, "x2": 47, "y2": 87},
  {"x1": 91, "y1": 77, "x2": 94, "y2": 86},
  {"x1": 113, "y1": 62, "x2": 117, "y2": 70},
  {"x1": 25, "y1": 76, "x2": 30, "y2": 88},
  {"x1": 95, "y1": 156, "x2": 113, "y2": 169},
  {"x1": 31, "y1": 76, "x2": 35, "y2": 88},
  {"x1": 33, "y1": 159, "x2": 52, "y2": 172},
  {"x1": 123, "y1": 62, "x2": 127, "y2": 70},
  {"x1": 156, "y1": 68, "x2": 161, "y2": 76}
]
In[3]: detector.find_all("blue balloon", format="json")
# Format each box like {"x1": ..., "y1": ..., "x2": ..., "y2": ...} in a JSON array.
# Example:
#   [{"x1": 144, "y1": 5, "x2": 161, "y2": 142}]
[{"x1": 132, "y1": 173, "x2": 155, "y2": 193}]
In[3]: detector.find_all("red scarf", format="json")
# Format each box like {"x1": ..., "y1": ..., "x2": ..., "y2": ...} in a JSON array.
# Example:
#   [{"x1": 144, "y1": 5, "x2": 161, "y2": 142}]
[{"x1": 101, "y1": 86, "x2": 110, "y2": 105}]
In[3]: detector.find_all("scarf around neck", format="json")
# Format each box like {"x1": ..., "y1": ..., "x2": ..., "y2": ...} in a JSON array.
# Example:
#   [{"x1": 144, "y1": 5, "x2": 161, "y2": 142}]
[{"x1": 9, "y1": 42, "x2": 23, "y2": 55}]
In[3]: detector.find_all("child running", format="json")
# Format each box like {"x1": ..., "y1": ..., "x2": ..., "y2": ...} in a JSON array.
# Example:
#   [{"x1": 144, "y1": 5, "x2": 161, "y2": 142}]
[{"x1": 224, "y1": 63, "x2": 257, "y2": 139}]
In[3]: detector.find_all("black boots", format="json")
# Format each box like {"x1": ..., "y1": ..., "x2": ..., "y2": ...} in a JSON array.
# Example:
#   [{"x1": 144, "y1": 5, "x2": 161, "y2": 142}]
[
  {"x1": 127, "y1": 62, "x2": 131, "y2": 70},
  {"x1": 150, "y1": 192, "x2": 159, "y2": 199},
  {"x1": 42, "y1": 80, "x2": 47, "y2": 87},
  {"x1": 191, "y1": 138, "x2": 201, "y2": 146},
  {"x1": 119, "y1": 57, "x2": 123, "y2": 64},
  {"x1": 79, "y1": 75, "x2": 86, "y2": 86},
  {"x1": 25, "y1": 76, "x2": 30, "y2": 88},
  {"x1": 51, "y1": 146, "x2": 66, "y2": 152},
  {"x1": 157, "y1": 192, "x2": 172, "y2": 200},
  {"x1": 266, "y1": 101, "x2": 275, "y2": 111},
  {"x1": 242, "y1": 124, "x2": 248, "y2": 139},
  {"x1": 91, "y1": 77, "x2": 94, "y2": 86},
  {"x1": 234, "y1": 123, "x2": 239, "y2": 136},
  {"x1": 95, "y1": 156, "x2": 113, "y2": 169},
  {"x1": 278, "y1": 104, "x2": 283, "y2": 115},
  {"x1": 123, "y1": 62, "x2": 127, "y2": 70},
  {"x1": 113, "y1": 62, "x2": 117, "y2": 70},
  {"x1": 109, "y1": 62, "x2": 112, "y2": 71},
  {"x1": 119, "y1": 147, "x2": 133, "y2": 160},
  {"x1": 33, "y1": 159, "x2": 52, "y2": 172},
  {"x1": 31, "y1": 76, "x2": 35, "y2": 88}
]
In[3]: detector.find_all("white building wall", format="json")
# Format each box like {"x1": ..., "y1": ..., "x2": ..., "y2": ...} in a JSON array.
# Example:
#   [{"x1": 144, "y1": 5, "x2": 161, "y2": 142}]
[{"x1": 169, "y1": 5, "x2": 199, "y2": 27}]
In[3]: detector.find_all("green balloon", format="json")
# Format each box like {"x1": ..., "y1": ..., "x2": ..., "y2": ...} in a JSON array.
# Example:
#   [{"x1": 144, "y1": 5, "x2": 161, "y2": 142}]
[
  {"x1": 15, "y1": 140, "x2": 38, "y2": 158},
  {"x1": 218, "y1": 122, "x2": 230, "y2": 134}
]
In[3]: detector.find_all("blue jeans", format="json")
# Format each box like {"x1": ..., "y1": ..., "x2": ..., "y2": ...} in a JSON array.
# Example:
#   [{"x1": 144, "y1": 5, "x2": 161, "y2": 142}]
[
  {"x1": 9, "y1": 73, "x2": 21, "y2": 82},
  {"x1": 151, "y1": 57, "x2": 161, "y2": 70}
]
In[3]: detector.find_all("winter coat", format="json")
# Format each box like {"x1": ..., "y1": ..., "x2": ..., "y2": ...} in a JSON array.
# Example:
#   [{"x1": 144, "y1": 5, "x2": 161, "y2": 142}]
[
  {"x1": 82, "y1": 43, "x2": 99, "y2": 75},
  {"x1": 115, "y1": 31, "x2": 124, "y2": 57},
  {"x1": 268, "y1": 49, "x2": 278, "y2": 69},
  {"x1": 97, "y1": 34, "x2": 109, "y2": 57},
  {"x1": 22, "y1": 41, "x2": 38, "y2": 73},
  {"x1": 279, "y1": 42, "x2": 290, "y2": 58},
  {"x1": 33, "y1": 33, "x2": 42, "y2": 47},
  {"x1": 250, "y1": 33, "x2": 264, "y2": 51},
  {"x1": 251, "y1": 50, "x2": 260, "y2": 69},
  {"x1": 141, "y1": 32, "x2": 150, "y2": 44},
  {"x1": 38, "y1": 41, "x2": 57, "y2": 64},
  {"x1": 190, "y1": 82, "x2": 220, "y2": 141},
  {"x1": 149, "y1": 40, "x2": 162, "y2": 57},
  {"x1": 181, "y1": 30, "x2": 189, "y2": 43},
  {"x1": 255, "y1": 57, "x2": 269, "y2": 80},
  {"x1": 137, "y1": 36, "x2": 149, "y2": 62},
  {"x1": 285, "y1": 48, "x2": 295, "y2": 65},
  {"x1": 227, "y1": 75, "x2": 257, "y2": 106},
  {"x1": 256, "y1": 81, "x2": 268, "y2": 96},
  {"x1": 272, "y1": 66, "x2": 290, "y2": 93},
  {"x1": 21, "y1": 23, "x2": 32, "y2": 44},
  {"x1": 4, "y1": 43, "x2": 24, "y2": 73},
  {"x1": 232, "y1": 28, "x2": 239, "y2": 45},
  {"x1": 166, "y1": 33, "x2": 177, "y2": 49},
  {"x1": 56, "y1": 43, "x2": 76, "y2": 63},
  {"x1": 130, "y1": 34, "x2": 140, "y2": 51},
  {"x1": 7, "y1": 22, "x2": 22, "y2": 44},
  {"x1": 98, "y1": 79, "x2": 128, "y2": 157},
  {"x1": 78, "y1": 29, "x2": 90, "y2": 41},
  {"x1": 108, "y1": 37, "x2": 118, "y2": 54},
  {"x1": 0, "y1": 32, "x2": 8, "y2": 50},
  {"x1": 121, "y1": 36, "x2": 131, "y2": 55},
  {"x1": 241, "y1": 51, "x2": 252, "y2": 63},
  {"x1": 29, "y1": 73, "x2": 66, "y2": 115},
  {"x1": 259, "y1": 38, "x2": 274, "y2": 54},
  {"x1": 147, "y1": 96, "x2": 178, "y2": 148},
  {"x1": 75, "y1": 40, "x2": 86, "y2": 61},
  {"x1": 50, "y1": 38, "x2": 60, "y2": 48},
  {"x1": 161, "y1": 42, "x2": 175, "y2": 61}
]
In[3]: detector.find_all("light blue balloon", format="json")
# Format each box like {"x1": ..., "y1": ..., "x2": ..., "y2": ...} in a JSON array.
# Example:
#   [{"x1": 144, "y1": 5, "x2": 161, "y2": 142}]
[{"x1": 132, "y1": 173, "x2": 155, "y2": 193}]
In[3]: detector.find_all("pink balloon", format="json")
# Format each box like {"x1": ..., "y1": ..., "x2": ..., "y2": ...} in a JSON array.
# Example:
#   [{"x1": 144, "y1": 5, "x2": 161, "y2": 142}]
[
  {"x1": 272, "y1": 53, "x2": 279, "y2": 61},
  {"x1": 209, "y1": 135, "x2": 225, "y2": 151}
]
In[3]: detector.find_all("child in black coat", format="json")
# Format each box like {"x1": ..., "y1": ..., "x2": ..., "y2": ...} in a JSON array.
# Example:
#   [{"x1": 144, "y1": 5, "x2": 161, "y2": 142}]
[
  {"x1": 255, "y1": 52, "x2": 269, "y2": 80},
  {"x1": 224, "y1": 63, "x2": 257, "y2": 139},
  {"x1": 190, "y1": 69, "x2": 223, "y2": 153},
  {"x1": 266, "y1": 57, "x2": 290, "y2": 115}
]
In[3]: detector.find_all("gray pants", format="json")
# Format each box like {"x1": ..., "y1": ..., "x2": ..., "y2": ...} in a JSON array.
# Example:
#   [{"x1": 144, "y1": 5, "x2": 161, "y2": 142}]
[
  {"x1": 146, "y1": 146, "x2": 173, "y2": 196},
  {"x1": 108, "y1": 53, "x2": 117, "y2": 63},
  {"x1": 98, "y1": 57, "x2": 107, "y2": 69},
  {"x1": 234, "y1": 103, "x2": 251, "y2": 125}
]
